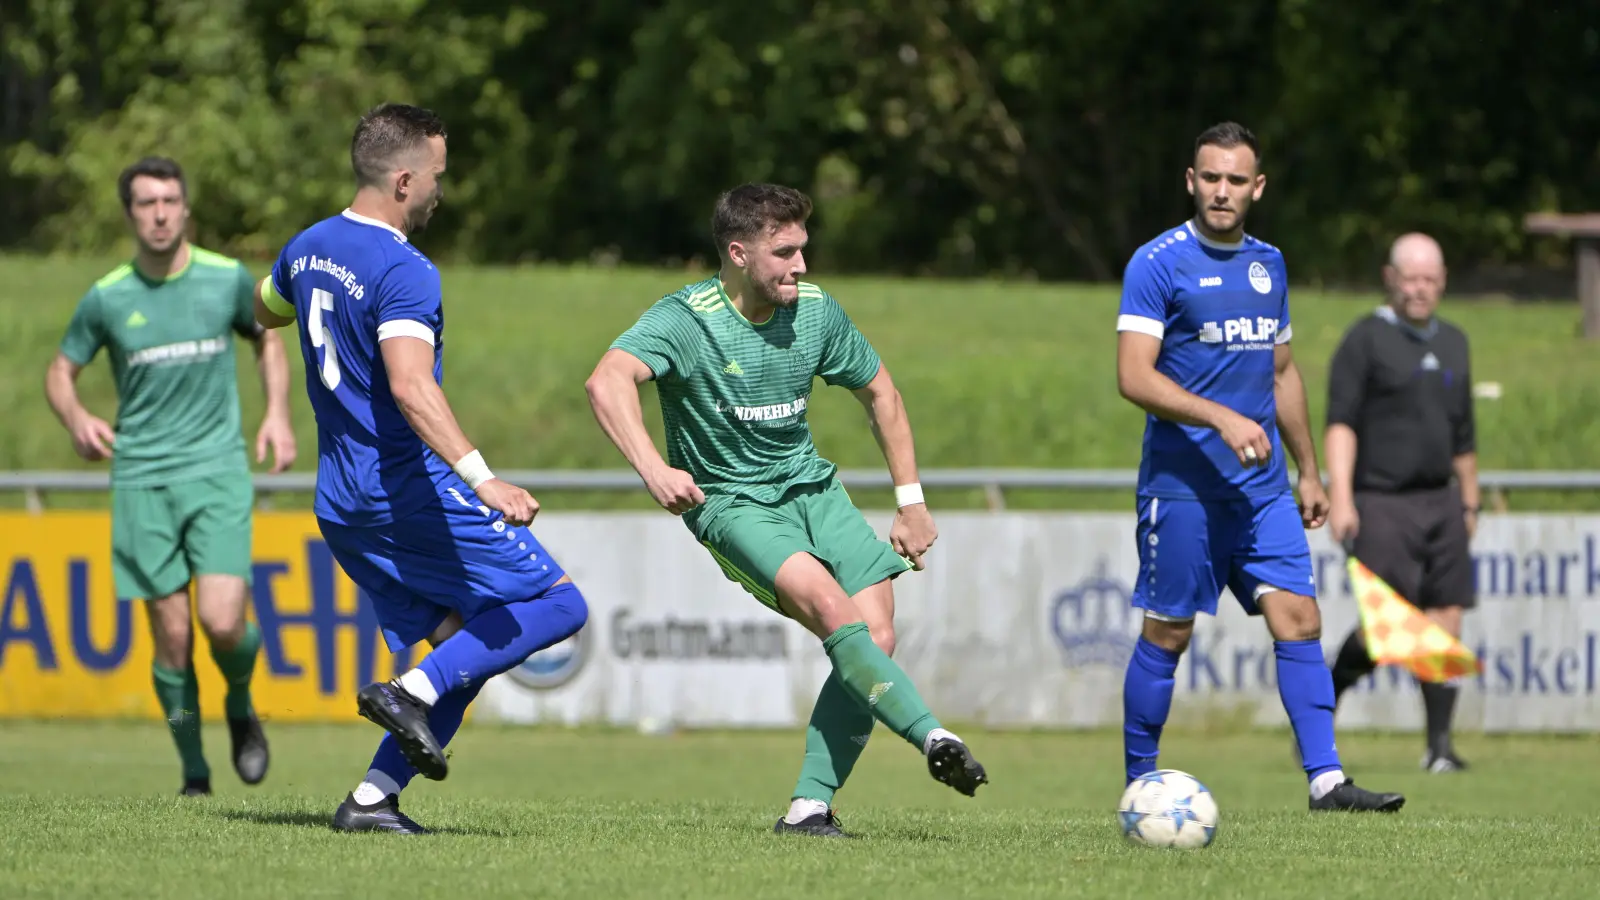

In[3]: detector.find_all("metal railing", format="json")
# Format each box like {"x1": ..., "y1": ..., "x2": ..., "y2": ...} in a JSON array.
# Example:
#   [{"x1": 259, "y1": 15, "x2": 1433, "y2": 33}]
[{"x1": 3, "y1": 468, "x2": 1596, "y2": 512}]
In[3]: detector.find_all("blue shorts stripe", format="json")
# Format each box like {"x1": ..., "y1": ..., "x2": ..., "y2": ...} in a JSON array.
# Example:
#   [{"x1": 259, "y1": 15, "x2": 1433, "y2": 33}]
[{"x1": 1131, "y1": 491, "x2": 1314, "y2": 620}]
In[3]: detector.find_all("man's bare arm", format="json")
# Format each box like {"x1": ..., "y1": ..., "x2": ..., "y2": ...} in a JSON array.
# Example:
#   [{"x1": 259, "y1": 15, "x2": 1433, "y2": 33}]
[
  {"x1": 849, "y1": 363, "x2": 921, "y2": 496},
  {"x1": 1273, "y1": 342, "x2": 1320, "y2": 480}
]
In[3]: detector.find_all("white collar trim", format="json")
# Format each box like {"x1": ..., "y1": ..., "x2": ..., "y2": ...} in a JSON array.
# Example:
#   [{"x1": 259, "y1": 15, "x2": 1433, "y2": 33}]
[
  {"x1": 341, "y1": 209, "x2": 408, "y2": 242},
  {"x1": 1185, "y1": 219, "x2": 1244, "y2": 250}
]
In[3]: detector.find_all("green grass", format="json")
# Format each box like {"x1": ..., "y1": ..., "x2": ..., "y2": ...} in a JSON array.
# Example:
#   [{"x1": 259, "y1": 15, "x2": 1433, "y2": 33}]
[
  {"x1": 4, "y1": 254, "x2": 1599, "y2": 510},
  {"x1": 0, "y1": 722, "x2": 1595, "y2": 898}
]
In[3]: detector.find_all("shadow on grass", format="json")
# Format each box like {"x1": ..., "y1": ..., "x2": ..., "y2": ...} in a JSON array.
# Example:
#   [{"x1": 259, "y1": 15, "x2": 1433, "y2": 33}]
[{"x1": 211, "y1": 807, "x2": 522, "y2": 837}]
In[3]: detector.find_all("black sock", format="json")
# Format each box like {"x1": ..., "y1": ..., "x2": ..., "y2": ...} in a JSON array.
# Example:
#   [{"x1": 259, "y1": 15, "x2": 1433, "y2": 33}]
[
  {"x1": 1329, "y1": 629, "x2": 1376, "y2": 704},
  {"x1": 1420, "y1": 681, "x2": 1459, "y2": 757}
]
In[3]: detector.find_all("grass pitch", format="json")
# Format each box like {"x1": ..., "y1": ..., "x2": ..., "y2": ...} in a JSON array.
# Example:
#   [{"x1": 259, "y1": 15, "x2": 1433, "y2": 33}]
[{"x1": 0, "y1": 721, "x2": 1594, "y2": 898}]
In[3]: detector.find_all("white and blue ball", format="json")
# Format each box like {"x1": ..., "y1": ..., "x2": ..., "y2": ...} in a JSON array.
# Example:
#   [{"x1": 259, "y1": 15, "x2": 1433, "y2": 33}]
[{"x1": 1117, "y1": 769, "x2": 1218, "y2": 849}]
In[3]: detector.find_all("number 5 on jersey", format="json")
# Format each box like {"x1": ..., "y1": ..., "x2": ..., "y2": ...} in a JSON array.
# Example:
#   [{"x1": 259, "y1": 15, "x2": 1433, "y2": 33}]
[{"x1": 307, "y1": 287, "x2": 341, "y2": 389}]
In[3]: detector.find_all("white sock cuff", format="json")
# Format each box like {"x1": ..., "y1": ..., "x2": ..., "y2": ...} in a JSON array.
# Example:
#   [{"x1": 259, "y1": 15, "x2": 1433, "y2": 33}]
[
  {"x1": 1309, "y1": 769, "x2": 1346, "y2": 800},
  {"x1": 922, "y1": 727, "x2": 960, "y2": 756},
  {"x1": 784, "y1": 798, "x2": 830, "y2": 824},
  {"x1": 354, "y1": 769, "x2": 403, "y2": 805},
  {"x1": 397, "y1": 668, "x2": 440, "y2": 706}
]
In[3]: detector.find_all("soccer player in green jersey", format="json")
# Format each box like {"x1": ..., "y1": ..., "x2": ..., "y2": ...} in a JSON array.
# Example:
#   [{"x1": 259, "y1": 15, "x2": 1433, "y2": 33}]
[
  {"x1": 587, "y1": 183, "x2": 988, "y2": 837},
  {"x1": 44, "y1": 157, "x2": 297, "y2": 797}
]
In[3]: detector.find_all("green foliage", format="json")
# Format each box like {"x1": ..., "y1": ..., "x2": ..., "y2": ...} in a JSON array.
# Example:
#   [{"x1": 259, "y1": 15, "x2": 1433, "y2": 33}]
[{"x1": 2, "y1": 1, "x2": 1598, "y2": 278}]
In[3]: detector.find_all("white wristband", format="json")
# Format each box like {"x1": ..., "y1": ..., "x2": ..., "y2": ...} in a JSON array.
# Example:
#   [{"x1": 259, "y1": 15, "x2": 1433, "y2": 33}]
[
  {"x1": 452, "y1": 450, "x2": 495, "y2": 490},
  {"x1": 894, "y1": 482, "x2": 925, "y2": 508}
]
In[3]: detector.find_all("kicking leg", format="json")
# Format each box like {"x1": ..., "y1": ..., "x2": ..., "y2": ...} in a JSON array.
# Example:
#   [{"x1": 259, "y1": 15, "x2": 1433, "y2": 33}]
[
  {"x1": 1259, "y1": 590, "x2": 1403, "y2": 812},
  {"x1": 1124, "y1": 615, "x2": 1190, "y2": 784},
  {"x1": 779, "y1": 578, "x2": 895, "y2": 836},
  {"x1": 355, "y1": 577, "x2": 588, "y2": 782},
  {"x1": 195, "y1": 574, "x2": 268, "y2": 786},
  {"x1": 775, "y1": 552, "x2": 986, "y2": 799},
  {"x1": 147, "y1": 589, "x2": 211, "y2": 796}
]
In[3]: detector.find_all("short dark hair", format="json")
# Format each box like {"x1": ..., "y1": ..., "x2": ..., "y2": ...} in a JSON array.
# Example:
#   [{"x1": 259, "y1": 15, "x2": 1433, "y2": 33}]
[
  {"x1": 350, "y1": 103, "x2": 448, "y2": 188},
  {"x1": 711, "y1": 183, "x2": 813, "y2": 254},
  {"x1": 1194, "y1": 121, "x2": 1261, "y2": 166},
  {"x1": 117, "y1": 157, "x2": 186, "y2": 211}
]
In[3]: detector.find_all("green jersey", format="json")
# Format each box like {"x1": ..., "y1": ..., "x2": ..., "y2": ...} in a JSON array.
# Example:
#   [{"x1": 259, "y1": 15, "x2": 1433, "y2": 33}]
[
  {"x1": 612, "y1": 277, "x2": 883, "y2": 532},
  {"x1": 59, "y1": 246, "x2": 260, "y2": 487}
]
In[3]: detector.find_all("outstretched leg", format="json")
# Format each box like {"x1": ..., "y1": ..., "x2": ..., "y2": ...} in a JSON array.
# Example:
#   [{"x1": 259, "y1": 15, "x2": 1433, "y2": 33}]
[
  {"x1": 336, "y1": 581, "x2": 588, "y2": 834},
  {"x1": 776, "y1": 553, "x2": 986, "y2": 799}
]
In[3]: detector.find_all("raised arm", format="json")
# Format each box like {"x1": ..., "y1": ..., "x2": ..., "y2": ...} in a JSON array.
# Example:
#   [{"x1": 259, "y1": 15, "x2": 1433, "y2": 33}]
[{"x1": 584, "y1": 348, "x2": 703, "y2": 515}]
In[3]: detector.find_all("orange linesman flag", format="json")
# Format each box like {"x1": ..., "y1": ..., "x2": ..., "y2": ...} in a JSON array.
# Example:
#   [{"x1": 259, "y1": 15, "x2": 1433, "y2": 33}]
[{"x1": 1347, "y1": 558, "x2": 1482, "y2": 682}]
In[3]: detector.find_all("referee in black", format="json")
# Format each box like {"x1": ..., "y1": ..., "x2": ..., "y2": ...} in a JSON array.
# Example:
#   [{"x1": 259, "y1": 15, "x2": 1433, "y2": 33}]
[{"x1": 1324, "y1": 232, "x2": 1479, "y2": 774}]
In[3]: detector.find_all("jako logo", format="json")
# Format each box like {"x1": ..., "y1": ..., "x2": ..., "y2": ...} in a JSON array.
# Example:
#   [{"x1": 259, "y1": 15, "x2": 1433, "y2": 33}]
[
  {"x1": 507, "y1": 630, "x2": 587, "y2": 690},
  {"x1": 1050, "y1": 560, "x2": 1143, "y2": 668}
]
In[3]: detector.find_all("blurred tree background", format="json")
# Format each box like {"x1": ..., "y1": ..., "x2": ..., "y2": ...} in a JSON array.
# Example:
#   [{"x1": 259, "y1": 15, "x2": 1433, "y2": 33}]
[{"x1": 2, "y1": 0, "x2": 1596, "y2": 286}]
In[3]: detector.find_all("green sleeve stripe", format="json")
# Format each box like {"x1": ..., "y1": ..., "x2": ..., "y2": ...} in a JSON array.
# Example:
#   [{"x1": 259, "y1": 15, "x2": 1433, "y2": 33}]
[
  {"x1": 190, "y1": 246, "x2": 240, "y2": 269},
  {"x1": 259, "y1": 276, "x2": 295, "y2": 318},
  {"x1": 94, "y1": 264, "x2": 134, "y2": 289}
]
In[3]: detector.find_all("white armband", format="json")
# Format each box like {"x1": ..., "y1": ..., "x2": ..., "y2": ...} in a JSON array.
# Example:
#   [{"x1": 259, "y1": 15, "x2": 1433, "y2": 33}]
[
  {"x1": 894, "y1": 482, "x2": 925, "y2": 508},
  {"x1": 452, "y1": 450, "x2": 495, "y2": 490}
]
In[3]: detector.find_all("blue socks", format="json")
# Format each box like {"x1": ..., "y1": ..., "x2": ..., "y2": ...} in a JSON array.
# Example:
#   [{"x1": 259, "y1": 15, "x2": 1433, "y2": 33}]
[
  {"x1": 1123, "y1": 632, "x2": 1345, "y2": 790},
  {"x1": 1275, "y1": 638, "x2": 1343, "y2": 779},
  {"x1": 419, "y1": 581, "x2": 589, "y2": 698},
  {"x1": 367, "y1": 682, "x2": 484, "y2": 795},
  {"x1": 1123, "y1": 636, "x2": 1180, "y2": 784},
  {"x1": 359, "y1": 582, "x2": 589, "y2": 800}
]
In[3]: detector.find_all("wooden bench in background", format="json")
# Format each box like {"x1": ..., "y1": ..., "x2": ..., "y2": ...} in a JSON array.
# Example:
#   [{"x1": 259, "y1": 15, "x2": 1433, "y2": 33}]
[{"x1": 1524, "y1": 213, "x2": 1600, "y2": 338}]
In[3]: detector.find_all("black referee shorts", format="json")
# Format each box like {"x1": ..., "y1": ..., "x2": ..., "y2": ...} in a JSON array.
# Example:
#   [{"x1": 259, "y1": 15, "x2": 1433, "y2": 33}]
[{"x1": 1351, "y1": 486, "x2": 1476, "y2": 610}]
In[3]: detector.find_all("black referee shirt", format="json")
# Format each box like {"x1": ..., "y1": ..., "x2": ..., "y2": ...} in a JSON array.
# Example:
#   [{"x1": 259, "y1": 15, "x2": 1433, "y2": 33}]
[{"x1": 1326, "y1": 306, "x2": 1475, "y2": 493}]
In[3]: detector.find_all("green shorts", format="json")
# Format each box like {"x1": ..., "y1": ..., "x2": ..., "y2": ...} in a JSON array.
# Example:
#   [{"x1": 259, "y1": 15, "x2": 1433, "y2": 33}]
[
  {"x1": 696, "y1": 478, "x2": 913, "y2": 614},
  {"x1": 111, "y1": 471, "x2": 254, "y2": 600}
]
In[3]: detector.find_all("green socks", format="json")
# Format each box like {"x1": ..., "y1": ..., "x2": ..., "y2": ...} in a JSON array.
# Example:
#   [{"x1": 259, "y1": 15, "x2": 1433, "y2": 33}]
[
  {"x1": 821, "y1": 622, "x2": 940, "y2": 751},
  {"x1": 791, "y1": 671, "x2": 876, "y2": 804},
  {"x1": 209, "y1": 620, "x2": 262, "y2": 720},
  {"x1": 152, "y1": 663, "x2": 209, "y2": 780}
]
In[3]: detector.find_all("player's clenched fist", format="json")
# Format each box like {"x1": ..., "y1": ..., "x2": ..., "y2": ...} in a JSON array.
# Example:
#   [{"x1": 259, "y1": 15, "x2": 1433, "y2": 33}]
[
  {"x1": 645, "y1": 466, "x2": 705, "y2": 516},
  {"x1": 1216, "y1": 412, "x2": 1271, "y2": 469},
  {"x1": 891, "y1": 504, "x2": 938, "y2": 570},
  {"x1": 476, "y1": 479, "x2": 540, "y2": 527}
]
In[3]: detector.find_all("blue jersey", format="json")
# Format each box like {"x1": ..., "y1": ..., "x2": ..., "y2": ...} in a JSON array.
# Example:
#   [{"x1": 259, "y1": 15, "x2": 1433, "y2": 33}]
[
  {"x1": 268, "y1": 210, "x2": 450, "y2": 527},
  {"x1": 1116, "y1": 220, "x2": 1292, "y2": 501}
]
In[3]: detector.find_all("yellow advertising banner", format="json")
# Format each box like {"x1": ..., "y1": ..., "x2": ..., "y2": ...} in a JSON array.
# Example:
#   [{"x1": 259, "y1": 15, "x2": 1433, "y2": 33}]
[{"x1": 0, "y1": 512, "x2": 415, "y2": 721}]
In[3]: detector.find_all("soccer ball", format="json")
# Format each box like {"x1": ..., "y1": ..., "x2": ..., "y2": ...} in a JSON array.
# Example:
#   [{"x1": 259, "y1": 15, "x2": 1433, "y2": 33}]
[{"x1": 1117, "y1": 769, "x2": 1219, "y2": 849}]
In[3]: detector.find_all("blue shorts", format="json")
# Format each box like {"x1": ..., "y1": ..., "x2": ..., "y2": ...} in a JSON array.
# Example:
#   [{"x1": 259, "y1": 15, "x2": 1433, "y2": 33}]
[
  {"x1": 319, "y1": 480, "x2": 568, "y2": 651},
  {"x1": 1131, "y1": 491, "x2": 1315, "y2": 621}
]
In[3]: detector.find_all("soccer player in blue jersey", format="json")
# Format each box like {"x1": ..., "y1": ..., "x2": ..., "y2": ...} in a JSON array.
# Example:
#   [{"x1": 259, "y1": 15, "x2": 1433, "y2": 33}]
[
  {"x1": 253, "y1": 103, "x2": 589, "y2": 833},
  {"x1": 1115, "y1": 122, "x2": 1405, "y2": 812}
]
